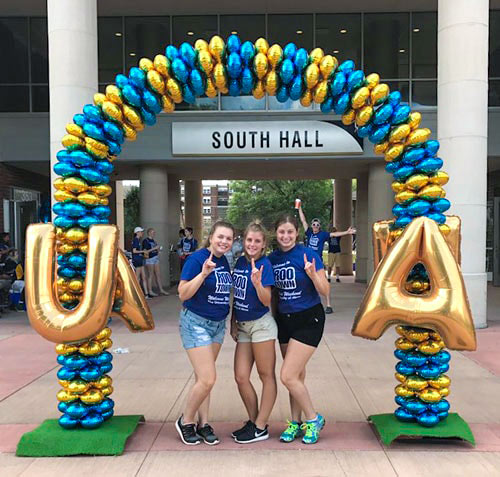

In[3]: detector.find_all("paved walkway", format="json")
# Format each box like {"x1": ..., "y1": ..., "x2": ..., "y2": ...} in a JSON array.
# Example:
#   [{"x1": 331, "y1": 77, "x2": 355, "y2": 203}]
[{"x1": 2, "y1": 278, "x2": 500, "y2": 476}]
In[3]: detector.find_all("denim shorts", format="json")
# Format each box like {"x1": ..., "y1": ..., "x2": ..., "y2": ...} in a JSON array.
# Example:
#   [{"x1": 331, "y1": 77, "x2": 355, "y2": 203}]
[
  {"x1": 236, "y1": 312, "x2": 278, "y2": 343},
  {"x1": 145, "y1": 255, "x2": 159, "y2": 265},
  {"x1": 179, "y1": 308, "x2": 227, "y2": 350}
]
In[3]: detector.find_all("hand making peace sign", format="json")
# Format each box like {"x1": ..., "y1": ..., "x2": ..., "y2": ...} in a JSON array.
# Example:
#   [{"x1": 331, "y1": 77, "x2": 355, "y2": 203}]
[{"x1": 250, "y1": 257, "x2": 264, "y2": 287}]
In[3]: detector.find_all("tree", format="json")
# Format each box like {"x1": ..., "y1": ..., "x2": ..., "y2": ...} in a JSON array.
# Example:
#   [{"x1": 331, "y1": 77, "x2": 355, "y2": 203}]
[
  {"x1": 124, "y1": 186, "x2": 140, "y2": 242},
  {"x1": 227, "y1": 180, "x2": 333, "y2": 232}
]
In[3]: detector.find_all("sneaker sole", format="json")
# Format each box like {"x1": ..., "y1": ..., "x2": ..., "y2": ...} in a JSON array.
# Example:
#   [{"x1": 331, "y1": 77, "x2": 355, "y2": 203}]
[
  {"x1": 201, "y1": 437, "x2": 220, "y2": 446},
  {"x1": 235, "y1": 434, "x2": 269, "y2": 444},
  {"x1": 175, "y1": 419, "x2": 201, "y2": 446}
]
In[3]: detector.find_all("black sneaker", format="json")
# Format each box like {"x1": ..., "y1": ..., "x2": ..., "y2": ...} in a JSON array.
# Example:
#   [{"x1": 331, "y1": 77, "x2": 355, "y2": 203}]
[
  {"x1": 231, "y1": 420, "x2": 253, "y2": 439},
  {"x1": 175, "y1": 416, "x2": 202, "y2": 446},
  {"x1": 336, "y1": 278, "x2": 340, "y2": 283},
  {"x1": 197, "y1": 423, "x2": 220, "y2": 445},
  {"x1": 235, "y1": 422, "x2": 269, "y2": 444},
  {"x1": 327, "y1": 277, "x2": 331, "y2": 283},
  {"x1": 325, "y1": 306, "x2": 334, "y2": 314}
]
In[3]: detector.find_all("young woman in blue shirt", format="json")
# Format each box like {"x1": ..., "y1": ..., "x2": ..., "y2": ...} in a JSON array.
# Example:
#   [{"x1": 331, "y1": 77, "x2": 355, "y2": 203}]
[
  {"x1": 230, "y1": 222, "x2": 277, "y2": 444},
  {"x1": 142, "y1": 227, "x2": 169, "y2": 296},
  {"x1": 269, "y1": 214, "x2": 330, "y2": 444},
  {"x1": 175, "y1": 221, "x2": 234, "y2": 447},
  {"x1": 131, "y1": 226, "x2": 151, "y2": 298}
]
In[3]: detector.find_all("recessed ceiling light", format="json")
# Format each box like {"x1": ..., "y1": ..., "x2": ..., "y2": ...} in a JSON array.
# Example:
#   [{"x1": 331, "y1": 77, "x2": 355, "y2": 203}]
[
  {"x1": 187, "y1": 31, "x2": 194, "y2": 36},
  {"x1": 399, "y1": 49, "x2": 406, "y2": 53},
  {"x1": 296, "y1": 30, "x2": 303, "y2": 34},
  {"x1": 129, "y1": 52, "x2": 136, "y2": 56},
  {"x1": 231, "y1": 30, "x2": 238, "y2": 35},
  {"x1": 413, "y1": 28, "x2": 420, "y2": 32},
  {"x1": 115, "y1": 32, "x2": 122, "y2": 37},
  {"x1": 333, "y1": 49, "x2": 339, "y2": 54},
  {"x1": 340, "y1": 29, "x2": 347, "y2": 34}
]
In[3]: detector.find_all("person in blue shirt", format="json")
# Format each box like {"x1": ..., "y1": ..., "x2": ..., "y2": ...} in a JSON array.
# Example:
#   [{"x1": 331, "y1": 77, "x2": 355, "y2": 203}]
[
  {"x1": 142, "y1": 228, "x2": 169, "y2": 297},
  {"x1": 298, "y1": 202, "x2": 355, "y2": 314},
  {"x1": 327, "y1": 226, "x2": 342, "y2": 283},
  {"x1": 179, "y1": 227, "x2": 198, "y2": 270},
  {"x1": 229, "y1": 222, "x2": 277, "y2": 444},
  {"x1": 269, "y1": 214, "x2": 330, "y2": 445},
  {"x1": 175, "y1": 220, "x2": 234, "y2": 447},
  {"x1": 131, "y1": 227, "x2": 151, "y2": 298}
]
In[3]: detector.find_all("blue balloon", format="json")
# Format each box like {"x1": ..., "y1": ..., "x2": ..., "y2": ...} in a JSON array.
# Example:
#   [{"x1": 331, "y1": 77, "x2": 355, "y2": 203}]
[
  {"x1": 139, "y1": 107, "x2": 156, "y2": 127},
  {"x1": 70, "y1": 150, "x2": 94, "y2": 167},
  {"x1": 53, "y1": 203, "x2": 66, "y2": 215},
  {"x1": 128, "y1": 67, "x2": 146, "y2": 90},
  {"x1": 92, "y1": 351, "x2": 113, "y2": 366},
  {"x1": 395, "y1": 396, "x2": 407, "y2": 407},
  {"x1": 228, "y1": 79, "x2": 241, "y2": 97},
  {"x1": 59, "y1": 413, "x2": 79, "y2": 429},
  {"x1": 58, "y1": 401, "x2": 69, "y2": 413},
  {"x1": 333, "y1": 92, "x2": 350, "y2": 114},
  {"x1": 320, "y1": 97, "x2": 333, "y2": 113},
  {"x1": 402, "y1": 147, "x2": 426, "y2": 165},
  {"x1": 73, "y1": 113, "x2": 85, "y2": 127},
  {"x1": 92, "y1": 205, "x2": 111, "y2": 218},
  {"x1": 404, "y1": 399, "x2": 427, "y2": 415},
  {"x1": 54, "y1": 216, "x2": 76, "y2": 228},
  {"x1": 95, "y1": 160, "x2": 114, "y2": 175},
  {"x1": 416, "y1": 411, "x2": 440, "y2": 427},
  {"x1": 393, "y1": 164, "x2": 415, "y2": 181},
  {"x1": 283, "y1": 42, "x2": 297, "y2": 60},
  {"x1": 431, "y1": 198, "x2": 451, "y2": 213},
  {"x1": 392, "y1": 104, "x2": 411, "y2": 124},
  {"x1": 79, "y1": 365, "x2": 102, "y2": 381},
  {"x1": 276, "y1": 85, "x2": 289, "y2": 103},
  {"x1": 240, "y1": 41, "x2": 255, "y2": 64},
  {"x1": 394, "y1": 407, "x2": 415, "y2": 422},
  {"x1": 289, "y1": 75, "x2": 304, "y2": 100},
  {"x1": 83, "y1": 122, "x2": 106, "y2": 142},
  {"x1": 226, "y1": 34, "x2": 241, "y2": 54},
  {"x1": 54, "y1": 162, "x2": 78, "y2": 177},
  {"x1": 429, "y1": 350, "x2": 451, "y2": 365},
  {"x1": 395, "y1": 362, "x2": 415, "y2": 375},
  {"x1": 58, "y1": 265, "x2": 78, "y2": 278},
  {"x1": 417, "y1": 363, "x2": 442, "y2": 379},
  {"x1": 80, "y1": 412, "x2": 104, "y2": 429},
  {"x1": 57, "y1": 367, "x2": 77, "y2": 381},
  {"x1": 179, "y1": 42, "x2": 197, "y2": 68},
  {"x1": 438, "y1": 411, "x2": 449, "y2": 420},
  {"x1": 346, "y1": 70, "x2": 364, "y2": 90},
  {"x1": 57, "y1": 254, "x2": 68, "y2": 266},
  {"x1": 107, "y1": 140, "x2": 121, "y2": 156},
  {"x1": 373, "y1": 103, "x2": 394, "y2": 125},
  {"x1": 78, "y1": 216, "x2": 101, "y2": 228},
  {"x1": 102, "y1": 409, "x2": 114, "y2": 421},
  {"x1": 57, "y1": 355, "x2": 66, "y2": 366},
  {"x1": 392, "y1": 203, "x2": 407, "y2": 217},
  {"x1": 66, "y1": 401, "x2": 91, "y2": 419},
  {"x1": 294, "y1": 48, "x2": 309, "y2": 71},
  {"x1": 121, "y1": 84, "x2": 142, "y2": 107},
  {"x1": 357, "y1": 123, "x2": 373, "y2": 138},
  {"x1": 403, "y1": 351, "x2": 428, "y2": 368},
  {"x1": 407, "y1": 199, "x2": 431, "y2": 216},
  {"x1": 240, "y1": 67, "x2": 255, "y2": 94},
  {"x1": 142, "y1": 89, "x2": 162, "y2": 114},
  {"x1": 96, "y1": 398, "x2": 115, "y2": 414},
  {"x1": 64, "y1": 354, "x2": 88, "y2": 370},
  {"x1": 337, "y1": 59, "x2": 355, "y2": 74},
  {"x1": 388, "y1": 91, "x2": 402, "y2": 106},
  {"x1": 103, "y1": 121, "x2": 124, "y2": 144},
  {"x1": 67, "y1": 253, "x2": 86, "y2": 269},
  {"x1": 330, "y1": 72, "x2": 347, "y2": 97},
  {"x1": 171, "y1": 58, "x2": 189, "y2": 84},
  {"x1": 190, "y1": 69, "x2": 205, "y2": 96},
  {"x1": 115, "y1": 74, "x2": 129, "y2": 89},
  {"x1": 438, "y1": 362, "x2": 450, "y2": 374},
  {"x1": 56, "y1": 150, "x2": 73, "y2": 163},
  {"x1": 83, "y1": 104, "x2": 103, "y2": 123},
  {"x1": 100, "y1": 362, "x2": 113, "y2": 374},
  {"x1": 395, "y1": 215, "x2": 412, "y2": 228},
  {"x1": 426, "y1": 212, "x2": 446, "y2": 224},
  {"x1": 425, "y1": 140, "x2": 440, "y2": 156},
  {"x1": 368, "y1": 123, "x2": 390, "y2": 143},
  {"x1": 79, "y1": 168, "x2": 104, "y2": 183},
  {"x1": 428, "y1": 399, "x2": 450, "y2": 413},
  {"x1": 385, "y1": 162, "x2": 399, "y2": 174},
  {"x1": 394, "y1": 349, "x2": 407, "y2": 360},
  {"x1": 280, "y1": 58, "x2": 295, "y2": 85},
  {"x1": 183, "y1": 84, "x2": 197, "y2": 103},
  {"x1": 227, "y1": 52, "x2": 243, "y2": 79},
  {"x1": 165, "y1": 45, "x2": 179, "y2": 61}
]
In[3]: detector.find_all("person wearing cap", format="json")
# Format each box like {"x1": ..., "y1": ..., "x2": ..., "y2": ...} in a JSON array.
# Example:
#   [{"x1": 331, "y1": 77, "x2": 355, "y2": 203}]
[
  {"x1": 132, "y1": 226, "x2": 151, "y2": 298},
  {"x1": 297, "y1": 203, "x2": 355, "y2": 314}
]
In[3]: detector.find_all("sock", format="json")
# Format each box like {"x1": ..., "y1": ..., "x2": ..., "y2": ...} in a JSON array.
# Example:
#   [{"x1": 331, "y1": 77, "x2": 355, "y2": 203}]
[{"x1": 306, "y1": 414, "x2": 319, "y2": 423}]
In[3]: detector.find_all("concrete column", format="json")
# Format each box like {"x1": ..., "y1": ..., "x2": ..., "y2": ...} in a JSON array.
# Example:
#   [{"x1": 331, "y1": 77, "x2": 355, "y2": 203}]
[
  {"x1": 367, "y1": 162, "x2": 394, "y2": 280},
  {"x1": 355, "y1": 173, "x2": 369, "y2": 283},
  {"x1": 48, "y1": 0, "x2": 98, "y2": 211},
  {"x1": 140, "y1": 166, "x2": 169, "y2": 286},
  {"x1": 108, "y1": 180, "x2": 124, "y2": 249},
  {"x1": 184, "y1": 180, "x2": 203, "y2": 243},
  {"x1": 334, "y1": 178, "x2": 353, "y2": 275},
  {"x1": 438, "y1": 0, "x2": 488, "y2": 328},
  {"x1": 168, "y1": 175, "x2": 181, "y2": 246}
]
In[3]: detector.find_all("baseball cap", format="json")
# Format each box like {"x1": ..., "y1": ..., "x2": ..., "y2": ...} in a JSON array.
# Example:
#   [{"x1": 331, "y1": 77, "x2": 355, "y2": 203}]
[
  {"x1": 134, "y1": 226, "x2": 144, "y2": 233},
  {"x1": 311, "y1": 218, "x2": 321, "y2": 225}
]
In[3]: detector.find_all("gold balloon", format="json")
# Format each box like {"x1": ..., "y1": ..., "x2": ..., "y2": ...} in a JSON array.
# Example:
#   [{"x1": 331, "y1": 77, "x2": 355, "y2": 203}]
[
  {"x1": 105, "y1": 85, "x2": 123, "y2": 105},
  {"x1": 405, "y1": 174, "x2": 429, "y2": 191},
  {"x1": 252, "y1": 80, "x2": 265, "y2": 100},
  {"x1": 417, "y1": 340, "x2": 443, "y2": 355},
  {"x1": 101, "y1": 386, "x2": 114, "y2": 397},
  {"x1": 439, "y1": 387, "x2": 450, "y2": 397},
  {"x1": 307, "y1": 48, "x2": 323, "y2": 65},
  {"x1": 57, "y1": 389, "x2": 78, "y2": 403},
  {"x1": 67, "y1": 379, "x2": 91, "y2": 395},
  {"x1": 406, "y1": 376, "x2": 428, "y2": 391},
  {"x1": 79, "y1": 244, "x2": 89, "y2": 254},
  {"x1": 351, "y1": 86, "x2": 370, "y2": 109},
  {"x1": 62, "y1": 134, "x2": 85, "y2": 150},
  {"x1": 78, "y1": 192, "x2": 100, "y2": 206},
  {"x1": 122, "y1": 122, "x2": 137, "y2": 141},
  {"x1": 64, "y1": 177, "x2": 88, "y2": 194},
  {"x1": 395, "y1": 385, "x2": 415, "y2": 398},
  {"x1": 418, "y1": 184, "x2": 445, "y2": 200},
  {"x1": 305, "y1": 64, "x2": 320, "y2": 89},
  {"x1": 99, "y1": 338, "x2": 113, "y2": 350},
  {"x1": 395, "y1": 189, "x2": 417, "y2": 204},
  {"x1": 93, "y1": 375, "x2": 112, "y2": 389},
  {"x1": 439, "y1": 224, "x2": 451, "y2": 236},
  {"x1": 395, "y1": 372, "x2": 406, "y2": 383},
  {"x1": 320, "y1": 55, "x2": 337, "y2": 79},
  {"x1": 139, "y1": 57, "x2": 153, "y2": 72},
  {"x1": 79, "y1": 341, "x2": 102, "y2": 356},
  {"x1": 55, "y1": 343, "x2": 79, "y2": 355},
  {"x1": 370, "y1": 83, "x2": 389, "y2": 104},
  {"x1": 123, "y1": 104, "x2": 144, "y2": 130},
  {"x1": 194, "y1": 39, "x2": 209, "y2": 51},
  {"x1": 64, "y1": 228, "x2": 88, "y2": 244},
  {"x1": 54, "y1": 178, "x2": 65, "y2": 191},
  {"x1": 208, "y1": 35, "x2": 225, "y2": 62},
  {"x1": 213, "y1": 63, "x2": 227, "y2": 91},
  {"x1": 300, "y1": 90, "x2": 313, "y2": 107},
  {"x1": 254, "y1": 53, "x2": 268, "y2": 79},
  {"x1": 352, "y1": 217, "x2": 476, "y2": 351},
  {"x1": 355, "y1": 105, "x2": 373, "y2": 126},
  {"x1": 80, "y1": 389, "x2": 104, "y2": 404},
  {"x1": 59, "y1": 292, "x2": 78, "y2": 303},
  {"x1": 58, "y1": 379, "x2": 70, "y2": 388},
  {"x1": 166, "y1": 78, "x2": 183, "y2": 103},
  {"x1": 419, "y1": 388, "x2": 442, "y2": 403},
  {"x1": 254, "y1": 37, "x2": 269, "y2": 54},
  {"x1": 58, "y1": 243, "x2": 76, "y2": 255},
  {"x1": 404, "y1": 329, "x2": 430, "y2": 343},
  {"x1": 406, "y1": 128, "x2": 431, "y2": 146},
  {"x1": 102, "y1": 100, "x2": 123, "y2": 122},
  {"x1": 57, "y1": 277, "x2": 69, "y2": 292},
  {"x1": 365, "y1": 73, "x2": 380, "y2": 89},
  {"x1": 98, "y1": 197, "x2": 109, "y2": 206},
  {"x1": 85, "y1": 137, "x2": 108, "y2": 157},
  {"x1": 54, "y1": 189, "x2": 76, "y2": 203},
  {"x1": 395, "y1": 337, "x2": 416, "y2": 351},
  {"x1": 341, "y1": 109, "x2": 356, "y2": 125},
  {"x1": 93, "y1": 93, "x2": 106, "y2": 106},
  {"x1": 205, "y1": 77, "x2": 217, "y2": 98},
  {"x1": 68, "y1": 279, "x2": 84, "y2": 294},
  {"x1": 147, "y1": 69, "x2": 165, "y2": 95},
  {"x1": 264, "y1": 70, "x2": 278, "y2": 95},
  {"x1": 388, "y1": 124, "x2": 411, "y2": 143},
  {"x1": 373, "y1": 141, "x2": 388, "y2": 155},
  {"x1": 428, "y1": 375, "x2": 451, "y2": 389},
  {"x1": 95, "y1": 327, "x2": 111, "y2": 341},
  {"x1": 267, "y1": 44, "x2": 283, "y2": 68},
  {"x1": 161, "y1": 94, "x2": 174, "y2": 113},
  {"x1": 65, "y1": 123, "x2": 84, "y2": 138},
  {"x1": 313, "y1": 81, "x2": 329, "y2": 104},
  {"x1": 153, "y1": 54, "x2": 170, "y2": 78},
  {"x1": 408, "y1": 111, "x2": 422, "y2": 130},
  {"x1": 198, "y1": 49, "x2": 214, "y2": 76},
  {"x1": 429, "y1": 171, "x2": 449, "y2": 186},
  {"x1": 384, "y1": 143, "x2": 404, "y2": 162}
]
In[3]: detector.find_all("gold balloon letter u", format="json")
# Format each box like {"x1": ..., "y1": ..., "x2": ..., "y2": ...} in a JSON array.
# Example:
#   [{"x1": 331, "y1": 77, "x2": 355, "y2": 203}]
[{"x1": 25, "y1": 224, "x2": 154, "y2": 344}]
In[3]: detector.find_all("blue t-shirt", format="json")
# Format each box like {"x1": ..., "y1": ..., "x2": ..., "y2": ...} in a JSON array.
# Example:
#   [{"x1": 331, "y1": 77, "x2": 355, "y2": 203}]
[
  {"x1": 142, "y1": 237, "x2": 158, "y2": 258},
  {"x1": 269, "y1": 244, "x2": 324, "y2": 314},
  {"x1": 182, "y1": 237, "x2": 198, "y2": 254},
  {"x1": 328, "y1": 236, "x2": 341, "y2": 254},
  {"x1": 233, "y1": 255, "x2": 275, "y2": 322},
  {"x1": 131, "y1": 237, "x2": 144, "y2": 266},
  {"x1": 180, "y1": 248, "x2": 232, "y2": 321},
  {"x1": 304, "y1": 228, "x2": 330, "y2": 253}
]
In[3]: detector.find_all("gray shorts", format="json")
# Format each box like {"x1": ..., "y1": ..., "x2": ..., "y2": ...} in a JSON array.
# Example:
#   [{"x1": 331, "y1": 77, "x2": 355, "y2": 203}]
[
  {"x1": 236, "y1": 312, "x2": 278, "y2": 343},
  {"x1": 146, "y1": 255, "x2": 160, "y2": 265}
]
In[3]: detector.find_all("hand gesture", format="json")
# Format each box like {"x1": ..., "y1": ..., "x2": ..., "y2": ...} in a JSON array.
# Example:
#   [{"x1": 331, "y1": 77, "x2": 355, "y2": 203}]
[
  {"x1": 348, "y1": 226, "x2": 356, "y2": 234},
  {"x1": 250, "y1": 258, "x2": 263, "y2": 287},
  {"x1": 304, "y1": 253, "x2": 317, "y2": 278},
  {"x1": 201, "y1": 252, "x2": 216, "y2": 278}
]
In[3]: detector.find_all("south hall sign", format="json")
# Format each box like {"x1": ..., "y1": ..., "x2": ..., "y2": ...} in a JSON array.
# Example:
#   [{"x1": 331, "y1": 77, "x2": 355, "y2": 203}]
[{"x1": 172, "y1": 120, "x2": 363, "y2": 156}]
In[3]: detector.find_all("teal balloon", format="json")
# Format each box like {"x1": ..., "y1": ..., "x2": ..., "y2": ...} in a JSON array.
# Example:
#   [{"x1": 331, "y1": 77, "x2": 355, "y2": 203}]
[
  {"x1": 64, "y1": 354, "x2": 88, "y2": 370},
  {"x1": 70, "y1": 150, "x2": 94, "y2": 167},
  {"x1": 385, "y1": 162, "x2": 399, "y2": 174},
  {"x1": 190, "y1": 69, "x2": 205, "y2": 96},
  {"x1": 115, "y1": 74, "x2": 129, "y2": 89},
  {"x1": 58, "y1": 401, "x2": 69, "y2": 413},
  {"x1": 333, "y1": 92, "x2": 350, "y2": 114},
  {"x1": 171, "y1": 58, "x2": 189, "y2": 84},
  {"x1": 227, "y1": 52, "x2": 243, "y2": 79},
  {"x1": 83, "y1": 104, "x2": 103, "y2": 124},
  {"x1": 53, "y1": 203, "x2": 66, "y2": 215},
  {"x1": 57, "y1": 355, "x2": 66, "y2": 366},
  {"x1": 96, "y1": 398, "x2": 115, "y2": 414},
  {"x1": 392, "y1": 104, "x2": 411, "y2": 124},
  {"x1": 179, "y1": 42, "x2": 197, "y2": 68},
  {"x1": 78, "y1": 216, "x2": 100, "y2": 228},
  {"x1": 228, "y1": 79, "x2": 241, "y2": 97},
  {"x1": 165, "y1": 45, "x2": 179, "y2": 61},
  {"x1": 417, "y1": 364, "x2": 441, "y2": 379},
  {"x1": 429, "y1": 350, "x2": 451, "y2": 365},
  {"x1": 283, "y1": 42, "x2": 297, "y2": 59},
  {"x1": 416, "y1": 412, "x2": 440, "y2": 427},
  {"x1": 102, "y1": 410, "x2": 114, "y2": 421},
  {"x1": 280, "y1": 58, "x2": 295, "y2": 85},
  {"x1": 91, "y1": 351, "x2": 112, "y2": 366},
  {"x1": 395, "y1": 362, "x2": 415, "y2": 375},
  {"x1": 347, "y1": 70, "x2": 364, "y2": 90},
  {"x1": 388, "y1": 91, "x2": 402, "y2": 106},
  {"x1": 393, "y1": 164, "x2": 415, "y2": 181},
  {"x1": 182, "y1": 84, "x2": 196, "y2": 103},
  {"x1": 81, "y1": 412, "x2": 104, "y2": 429},
  {"x1": 428, "y1": 399, "x2": 450, "y2": 413},
  {"x1": 408, "y1": 199, "x2": 431, "y2": 216},
  {"x1": 226, "y1": 34, "x2": 241, "y2": 54},
  {"x1": 294, "y1": 48, "x2": 308, "y2": 71},
  {"x1": 66, "y1": 401, "x2": 90, "y2": 419},
  {"x1": 83, "y1": 122, "x2": 106, "y2": 142},
  {"x1": 425, "y1": 140, "x2": 440, "y2": 156},
  {"x1": 431, "y1": 198, "x2": 451, "y2": 213},
  {"x1": 289, "y1": 75, "x2": 303, "y2": 100},
  {"x1": 59, "y1": 414, "x2": 79, "y2": 429},
  {"x1": 403, "y1": 352, "x2": 427, "y2": 367},
  {"x1": 330, "y1": 72, "x2": 346, "y2": 97},
  {"x1": 121, "y1": 84, "x2": 142, "y2": 107},
  {"x1": 99, "y1": 362, "x2": 113, "y2": 374},
  {"x1": 418, "y1": 157, "x2": 443, "y2": 174},
  {"x1": 403, "y1": 399, "x2": 427, "y2": 415},
  {"x1": 92, "y1": 205, "x2": 111, "y2": 218},
  {"x1": 53, "y1": 215, "x2": 76, "y2": 228},
  {"x1": 240, "y1": 67, "x2": 254, "y2": 94},
  {"x1": 438, "y1": 363, "x2": 450, "y2": 374},
  {"x1": 103, "y1": 121, "x2": 124, "y2": 144},
  {"x1": 54, "y1": 162, "x2": 78, "y2": 177},
  {"x1": 276, "y1": 85, "x2": 289, "y2": 103},
  {"x1": 79, "y1": 168, "x2": 104, "y2": 183},
  {"x1": 58, "y1": 266, "x2": 78, "y2": 278},
  {"x1": 73, "y1": 113, "x2": 85, "y2": 127},
  {"x1": 79, "y1": 366, "x2": 102, "y2": 381},
  {"x1": 240, "y1": 41, "x2": 255, "y2": 64},
  {"x1": 402, "y1": 147, "x2": 425, "y2": 165},
  {"x1": 395, "y1": 407, "x2": 415, "y2": 422},
  {"x1": 320, "y1": 96, "x2": 333, "y2": 113},
  {"x1": 64, "y1": 202, "x2": 88, "y2": 217},
  {"x1": 395, "y1": 215, "x2": 412, "y2": 228},
  {"x1": 142, "y1": 90, "x2": 162, "y2": 113},
  {"x1": 128, "y1": 67, "x2": 146, "y2": 90},
  {"x1": 67, "y1": 253, "x2": 86, "y2": 269},
  {"x1": 368, "y1": 123, "x2": 390, "y2": 143},
  {"x1": 373, "y1": 103, "x2": 394, "y2": 125},
  {"x1": 57, "y1": 150, "x2": 73, "y2": 163},
  {"x1": 426, "y1": 212, "x2": 446, "y2": 224},
  {"x1": 357, "y1": 123, "x2": 373, "y2": 138},
  {"x1": 337, "y1": 59, "x2": 355, "y2": 74},
  {"x1": 395, "y1": 395, "x2": 407, "y2": 407},
  {"x1": 140, "y1": 107, "x2": 156, "y2": 126}
]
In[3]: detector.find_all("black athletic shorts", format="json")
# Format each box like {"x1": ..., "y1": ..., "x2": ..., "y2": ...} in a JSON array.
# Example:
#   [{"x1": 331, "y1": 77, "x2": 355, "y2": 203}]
[{"x1": 276, "y1": 303, "x2": 325, "y2": 348}]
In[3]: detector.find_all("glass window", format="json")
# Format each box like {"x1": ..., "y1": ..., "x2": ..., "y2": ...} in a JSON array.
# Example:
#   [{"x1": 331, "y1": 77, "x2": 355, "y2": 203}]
[
  {"x1": 385, "y1": 81, "x2": 410, "y2": 104},
  {"x1": 220, "y1": 15, "x2": 265, "y2": 43},
  {"x1": 411, "y1": 12, "x2": 437, "y2": 79},
  {"x1": 489, "y1": 80, "x2": 500, "y2": 107},
  {"x1": 98, "y1": 17, "x2": 123, "y2": 83},
  {"x1": 315, "y1": 14, "x2": 361, "y2": 67},
  {"x1": 268, "y1": 14, "x2": 313, "y2": 51},
  {"x1": 489, "y1": 10, "x2": 500, "y2": 78},
  {"x1": 30, "y1": 18, "x2": 48, "y2": 83},
  {"x1": 221, "y1": 95, "x2": 265, "y2": 111},
  {"x1": 364, "y1": 13, "x2": 409, "y2": 79},
  {"x1": 176, "y1": 97, "x2": 218, "y2": 111},
  {"x1": 172, "y1": 16, "x2": 217, "y2": 46},
  {"x1": 125, "y1": 17, "x2": 170, "y2": 71},
  {"x1": 0, "y1": 17, "x2": 29, "y2": 83},
  {"x1": 0, "y1": 86, "x2": 29, "y2": 112},
  {"x1": 268, "y1": 96, "x2": 312, "y2": 111},
  {"x1": 411, "y1": 80, "x2": 436, "y2": 109},
  {"x1": 31, "y1": 85, "x2": 49, "y2": 112}
]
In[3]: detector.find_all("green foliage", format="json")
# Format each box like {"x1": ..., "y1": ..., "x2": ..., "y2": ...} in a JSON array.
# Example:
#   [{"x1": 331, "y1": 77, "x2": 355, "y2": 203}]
[
  {"x1": 227, "y1": 180, "x2": 333, "y2": 232},
  {"x1": 124, "y1": 186, "x2": 140, "y2": 238}
]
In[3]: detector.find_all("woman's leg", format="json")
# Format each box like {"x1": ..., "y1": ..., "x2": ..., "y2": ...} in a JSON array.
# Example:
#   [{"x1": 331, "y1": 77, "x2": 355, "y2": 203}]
[
  {"x1": 234, "y1": 342, "x2": 258, "y2": 422},
  {"x1": 253, "y1": 340, "x2": 277, "y2": 430},
  {"x1": 153, "y1": 262, "x2": 168, "y2": 293},
  {"x1": 146, "y1": 264, "x2": 154, "y2": 294},
  {"x1": 197, "y1": 342, "x2": 222, "y2": 425},
  {"x1": 136, "y1": 267, "x2": 148, "y2": 295},
  {"x1": 280, "y1": 343, "x2": 305, "y2": 422},
  {"x1": 280, "y1": 339, "x2": 316, "y2": 421}
]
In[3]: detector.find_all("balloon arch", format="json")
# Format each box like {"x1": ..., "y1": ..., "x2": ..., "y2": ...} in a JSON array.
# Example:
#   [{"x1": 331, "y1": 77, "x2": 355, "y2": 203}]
[{"x1": 25, "y1": 35, "x2": 476, "y2": 432}]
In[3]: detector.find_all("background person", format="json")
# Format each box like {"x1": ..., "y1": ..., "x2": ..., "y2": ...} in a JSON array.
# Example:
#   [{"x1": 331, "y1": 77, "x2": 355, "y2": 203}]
[
  {"x1": 131, "y1": 226, "x2": 151, "y2": 298},
  {"x1": 179, "y1": 227, "x2": 198, "y2": 271},
  {"x1": 269, "y1": 214, "x2": 329, "y2": 445},
  {"x1": 327, "y1": 226, "x2": 342, "y2": 283},
  {"x1": 142, "y1": 228, "x2": 169, "y2": 296},
  {"x1": 230, "y1": 222, "x2": 277, "y2": 444},
  {"x1": 176, "y1": 221, "x2": 234, "y2": 446}
]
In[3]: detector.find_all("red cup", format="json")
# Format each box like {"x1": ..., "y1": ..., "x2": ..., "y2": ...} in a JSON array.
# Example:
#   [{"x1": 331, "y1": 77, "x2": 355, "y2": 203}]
[{"x1": 295, "y1": 198, "x2": 301, "y2": 209}]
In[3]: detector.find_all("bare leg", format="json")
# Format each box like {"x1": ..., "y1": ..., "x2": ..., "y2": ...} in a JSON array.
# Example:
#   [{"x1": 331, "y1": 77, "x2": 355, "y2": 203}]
[
  {"x1": 280, "y1": 339, "x2": 317, "y2": 421},
  {"x1": 280, "y1": 343, "x2": 305, "y2": 422},
  {"x1": 146, "y1": 264, "x2": 154, "y2": 294},
  {"x1": 253, "y1": 340, "x2": 277, "y2": 430},
  {"x1": 153, "y1": 262, "x2": 168, "y2": 294},
  {"x1": 136, "y1": 267, "x2": 148, "y2": 295},
  {"x1": 234, "y1": 342, "x2": 258, "y2": 422},
  {"x1": 197, "y1": 342, "x2": 222, "y2": 425}
]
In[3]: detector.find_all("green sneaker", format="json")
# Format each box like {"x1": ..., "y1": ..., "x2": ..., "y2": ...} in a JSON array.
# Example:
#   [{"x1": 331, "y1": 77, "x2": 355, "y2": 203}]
[
  {"x1": 280, "y1": 420, "x2": 303, "y2": 442},
  {"x1": 301, "y1": 414, "x2": 325, "y2": 444}
]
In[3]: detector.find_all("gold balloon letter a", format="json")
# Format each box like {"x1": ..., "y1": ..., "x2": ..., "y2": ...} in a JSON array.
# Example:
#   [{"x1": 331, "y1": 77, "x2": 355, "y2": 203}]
[
  {"x1": 25, "y1": 224, "x2": 154, "y2": 344},
  {"x1": 352, "y1": 217, "x2": 476, "y2": 351}
]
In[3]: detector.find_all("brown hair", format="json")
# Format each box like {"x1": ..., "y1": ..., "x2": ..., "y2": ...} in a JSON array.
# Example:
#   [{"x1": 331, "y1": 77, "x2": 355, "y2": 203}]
[
  {"x1": 147, "y1": 228, "x2": 155, "y2": 235},
  {"x1": 243, "y1": 221, "x2": 268, "y2": 260},
  {"x1": 274, "y1": 214, "x2": 299, "y2": 232},
  {"x1": 203, "y1": 220, "x2": 235, "y2": 248}
]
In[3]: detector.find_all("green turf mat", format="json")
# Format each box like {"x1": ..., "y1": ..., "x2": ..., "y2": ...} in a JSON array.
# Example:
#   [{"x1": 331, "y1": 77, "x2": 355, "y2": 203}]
[
  {"x1": 368, "y1": 413, "x2": 475, "y2": 447},
  {"x1": 16, "y1": 415, "x2": 144, "y2": 457}
]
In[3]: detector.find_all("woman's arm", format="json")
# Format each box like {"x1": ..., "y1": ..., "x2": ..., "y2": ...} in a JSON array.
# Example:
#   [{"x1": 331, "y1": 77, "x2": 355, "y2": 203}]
[
  {"x1": 298, "y1": 205, "x2": 309, "y2": 232},
  {"x1": 178, "y1": 253, "x2": 215, "y2": 301},
  {"x1": 330, "y1": 226, "x2": 356, "y2": 237},
  {"x1": 303, "y1": 253, "x2": 330, "y2": 297},
  {"x1": 255, "y1": 284, "x2": 272, "y2": 307}
]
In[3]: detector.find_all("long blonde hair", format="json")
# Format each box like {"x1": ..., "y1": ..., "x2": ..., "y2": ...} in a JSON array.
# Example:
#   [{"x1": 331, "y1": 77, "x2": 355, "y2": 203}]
[{"x1": 243, "y1": 221, "x2": 268, "y2": 260}]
